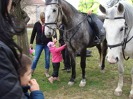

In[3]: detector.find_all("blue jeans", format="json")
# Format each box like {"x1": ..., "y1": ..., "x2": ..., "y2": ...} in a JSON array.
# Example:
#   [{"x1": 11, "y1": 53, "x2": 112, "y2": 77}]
[{"x1": 31, "y1": 44, "x2": 50, "y2": 70}]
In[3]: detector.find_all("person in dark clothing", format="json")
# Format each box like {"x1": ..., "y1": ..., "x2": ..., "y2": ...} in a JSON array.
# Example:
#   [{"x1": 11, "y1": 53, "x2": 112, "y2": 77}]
[
  {"x1": 30, "y1": 12, "x2": 57, "y2": 77},
  {"x1": 19, "y1": 54, "x2": 44, "y2": 99},
  {"x1": 59, "y1": 24, "x2": 71, "y2": 72},
  {"x1": 0, "y1": 0, "x2": 25, "y2": 98}
]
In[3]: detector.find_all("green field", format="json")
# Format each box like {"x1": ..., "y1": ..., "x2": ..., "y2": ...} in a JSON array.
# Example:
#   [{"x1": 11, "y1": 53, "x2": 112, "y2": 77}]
[{"x1": 28, "y1": 29, "x2": 132, "y2": 99}]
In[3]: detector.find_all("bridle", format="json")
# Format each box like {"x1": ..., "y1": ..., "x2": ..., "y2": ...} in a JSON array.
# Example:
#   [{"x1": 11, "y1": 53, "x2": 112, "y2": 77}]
[
  {"x1": 106, "y1": 17, "x2": 133, "y2": 60},
  {"x1": 45, "y1": 2, "x2": 63, "y2": 34}
]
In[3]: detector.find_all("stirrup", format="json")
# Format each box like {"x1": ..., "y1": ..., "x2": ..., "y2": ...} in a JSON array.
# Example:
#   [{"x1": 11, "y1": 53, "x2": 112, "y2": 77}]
[{"x1": 94, "y1": 36, "x2": 100, "y2": 44}]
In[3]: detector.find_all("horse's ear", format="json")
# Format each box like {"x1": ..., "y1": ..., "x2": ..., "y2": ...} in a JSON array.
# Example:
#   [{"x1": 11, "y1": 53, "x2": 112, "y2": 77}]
[
  {"x1": 99, "y1": 4, "x2": 106, "y2": 14},
  {"x1": 118, "y1": 3, "x2": 124, "y2": 13}
]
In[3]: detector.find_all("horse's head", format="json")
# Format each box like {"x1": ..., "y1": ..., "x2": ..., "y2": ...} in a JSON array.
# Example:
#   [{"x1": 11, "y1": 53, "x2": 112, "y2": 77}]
[
  {"x1": 45, "y1": 0, "x2": 63, "y2": 38},
  {"x1": 100, "y1": 3, "x2": 126, "y2": 63}
]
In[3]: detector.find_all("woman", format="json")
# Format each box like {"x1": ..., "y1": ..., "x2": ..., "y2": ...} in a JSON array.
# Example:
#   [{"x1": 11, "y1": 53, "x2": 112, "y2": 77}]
[
  {"x1": 30, "y1": 12, "x2": 57, "y2": 77},
  {"x1": 0, "y1": 0, "x2": 25, "y2": 98}
]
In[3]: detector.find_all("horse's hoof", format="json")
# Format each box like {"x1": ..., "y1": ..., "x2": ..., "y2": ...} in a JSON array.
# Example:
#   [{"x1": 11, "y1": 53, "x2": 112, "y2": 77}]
[
  {"x1": 100, "y1": 69, "x2": 105, "y2": 73},
  {"x1": 68, "y1": 81, "x2": 74, "y2": 86},
  {"x1": 79, "y1": 79, "x2": 86, "y2": 87},
  {"x1": 114, "y1": 90, "x2": 122, "y2": 96},
  {"x1": 129, "y1": 94, "x2": 133, "y2": 99}
]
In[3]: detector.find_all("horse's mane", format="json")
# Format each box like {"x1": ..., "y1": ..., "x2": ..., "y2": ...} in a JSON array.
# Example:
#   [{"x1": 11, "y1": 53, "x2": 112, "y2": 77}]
[{"x1": 121, "y1": 2, "x2": 133, "y2": 29}]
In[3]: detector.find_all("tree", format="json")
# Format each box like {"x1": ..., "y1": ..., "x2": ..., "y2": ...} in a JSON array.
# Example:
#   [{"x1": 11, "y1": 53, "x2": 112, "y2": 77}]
[
  {"x1": 78, "y1": 0, "x2": 99, "y2": 13},
  {"x1": 12, "y1": 0, "x2": 30, "y2": 55}
]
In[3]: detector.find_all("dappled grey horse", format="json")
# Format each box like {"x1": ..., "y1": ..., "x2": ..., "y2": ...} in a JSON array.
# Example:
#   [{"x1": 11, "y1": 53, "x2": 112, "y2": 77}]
[
  {"x1": 100, "y1": 1, "x2": 133, "y2": 98},
  {"x1": 44, "y1": 0, "x2": 107, "y2": 87}
]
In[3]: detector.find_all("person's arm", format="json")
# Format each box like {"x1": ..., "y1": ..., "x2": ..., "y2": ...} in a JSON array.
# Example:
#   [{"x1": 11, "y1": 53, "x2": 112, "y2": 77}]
[
  {"x1": 0, "y1": 43, "x2": 25, "y2": 99},
  {"x1": 30, "y1": 23, "x2": 37, "y2": 48},
  {"x1": 55, "y1": 44, "x2": 66, "y2": 52}
]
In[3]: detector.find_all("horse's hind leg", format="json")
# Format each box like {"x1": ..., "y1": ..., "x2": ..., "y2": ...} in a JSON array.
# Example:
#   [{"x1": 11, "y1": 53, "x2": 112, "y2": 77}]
[
  {"x1": 129, "y1": 68, "x2": 133, "y2": 98},
  {"x1": 79, "y1": 48, "x2": 86, "y2": 87},
  {"x1": 96, "y1": 40, "x2": 107, "y2": 72}
]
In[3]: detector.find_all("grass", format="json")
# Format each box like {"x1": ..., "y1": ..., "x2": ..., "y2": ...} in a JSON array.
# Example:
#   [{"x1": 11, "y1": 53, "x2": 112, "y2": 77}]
[{"x1": 28, "y1": 29, "x2": 132, "y2": 99}]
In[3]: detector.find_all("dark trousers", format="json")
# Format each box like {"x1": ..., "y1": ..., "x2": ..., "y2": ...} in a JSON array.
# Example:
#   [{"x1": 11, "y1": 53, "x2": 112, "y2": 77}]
[
  {"x1": 52, "y1": 63, "x2": 60, "y2": 77},
  {"x1": 61, "y1": 47, "x2": 71, "y2": 69},
  {"x1": 91, "y1": 14, "x2": 104, "y2": 38}
]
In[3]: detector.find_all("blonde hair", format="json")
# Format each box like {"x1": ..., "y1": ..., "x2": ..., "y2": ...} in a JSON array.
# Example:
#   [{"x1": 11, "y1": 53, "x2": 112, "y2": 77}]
[{"x1": 40, "y1": 12, "x2": 45, "y2": 19}]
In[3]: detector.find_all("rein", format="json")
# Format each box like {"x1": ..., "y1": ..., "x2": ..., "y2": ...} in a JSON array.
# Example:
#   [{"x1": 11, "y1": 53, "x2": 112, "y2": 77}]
[
  {"x1": 60, "y1": 15, "x2": 89, "y2": 51},
  {"x1": 106, "y1": 17, "x2": 133, "y2": 60}
]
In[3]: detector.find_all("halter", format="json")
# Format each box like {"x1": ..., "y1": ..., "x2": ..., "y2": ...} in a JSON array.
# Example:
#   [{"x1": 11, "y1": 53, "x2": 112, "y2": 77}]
[
  {"x1": 106, "y1": 17, "x2": 133, "y2": 60},
  {"x1": 45, "y1": 2, "x2": 63, "y2": 34}
]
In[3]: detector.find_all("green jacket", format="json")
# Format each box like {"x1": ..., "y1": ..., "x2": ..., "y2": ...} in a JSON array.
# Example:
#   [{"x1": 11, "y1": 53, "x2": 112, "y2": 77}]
[{"x1": 78, "y1": 0, "x2": 99, "y2": 14}]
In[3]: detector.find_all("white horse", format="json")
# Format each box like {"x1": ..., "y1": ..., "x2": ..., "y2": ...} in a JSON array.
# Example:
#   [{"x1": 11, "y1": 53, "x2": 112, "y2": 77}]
[{"x1": 100, "y1": 1, "x2": 133, "y2": 98}]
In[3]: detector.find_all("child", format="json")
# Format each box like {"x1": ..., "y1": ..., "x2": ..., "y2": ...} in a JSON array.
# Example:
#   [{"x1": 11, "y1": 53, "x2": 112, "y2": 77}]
[
  {"x1": 47, "y1": 41, "x2": 66, "y2": 83},
  {"x1": 19, "y1": 54, "x2": 44, "y2": 99}
]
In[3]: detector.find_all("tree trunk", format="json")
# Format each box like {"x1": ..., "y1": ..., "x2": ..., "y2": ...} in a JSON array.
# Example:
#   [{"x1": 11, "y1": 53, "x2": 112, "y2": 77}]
[{"x1": 12, "y1": 0, "x2": 30, "y2": 55}]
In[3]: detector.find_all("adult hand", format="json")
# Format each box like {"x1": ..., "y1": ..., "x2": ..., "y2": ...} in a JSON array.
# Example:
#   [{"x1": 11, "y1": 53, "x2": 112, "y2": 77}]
[
  {"x1": 88, "y1": 10, "x2": 92, "y2": 15},
  {"x1": 29, "y1": 79, "x2": 40, "y2": 92}
]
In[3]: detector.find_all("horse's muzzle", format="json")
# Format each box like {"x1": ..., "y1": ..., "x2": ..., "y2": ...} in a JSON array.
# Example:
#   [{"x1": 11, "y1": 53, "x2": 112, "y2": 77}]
[{"x1": 106, "y1": 56, "x2": 119, "y2": 64}]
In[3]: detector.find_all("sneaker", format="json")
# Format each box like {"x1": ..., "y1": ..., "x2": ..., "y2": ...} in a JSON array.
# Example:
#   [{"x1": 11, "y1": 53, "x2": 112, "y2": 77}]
[
  {"x1": 48, "y1": 77, "x2": 54, "y2": 84},
  {"x1": 53, "y1": 77, "x2": 59, "y2": 81},
  {"x1": 61, "y1": 68, "x2": 67, "y2": 71},
  {"x1": 45, "y1": 72, "x2": 50, "y2": 77},
  {"x1": 66, "y1": 69, "x2": 71, "y2": 73}
]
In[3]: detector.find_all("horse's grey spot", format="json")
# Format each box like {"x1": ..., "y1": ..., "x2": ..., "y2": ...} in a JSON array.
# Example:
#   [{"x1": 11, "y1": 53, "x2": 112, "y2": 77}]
[
  {"x1": 120, "y1": 27, "x2": 123, "y2": 31},
  {"x1": 48, "y1": 15, "x2": 50, "y2": 19},
  {"x1": 53, "y1": 9, "x2": 56, "y2": 12}
]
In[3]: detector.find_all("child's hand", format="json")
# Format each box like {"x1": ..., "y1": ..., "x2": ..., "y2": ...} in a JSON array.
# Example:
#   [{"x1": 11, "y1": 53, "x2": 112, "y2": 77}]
[
  {"x1": 64, "y1": 44, "x2": 67, "y2": 46},
  {"x1": 29, "y1": 79, "x2": 40, "y2": 92}
]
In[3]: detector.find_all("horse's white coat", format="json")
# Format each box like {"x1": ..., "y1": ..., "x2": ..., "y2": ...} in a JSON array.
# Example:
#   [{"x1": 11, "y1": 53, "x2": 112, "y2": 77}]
[{"x1": 100, "y1": 1, "x2": 133, "y2": 97}]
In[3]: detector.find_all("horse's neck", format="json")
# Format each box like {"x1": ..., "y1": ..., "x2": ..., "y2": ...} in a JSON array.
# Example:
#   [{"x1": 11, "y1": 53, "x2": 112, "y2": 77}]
[
  {"x1": 63, "y1": 11, "x2": 83, "y2": 29},
  {"x1": 61, "y1": 1, "x2": 83, "y2": 29}
]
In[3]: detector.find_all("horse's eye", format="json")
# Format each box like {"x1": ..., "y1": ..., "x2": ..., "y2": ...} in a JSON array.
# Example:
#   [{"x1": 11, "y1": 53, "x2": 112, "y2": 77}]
[
  {"x1": 53, "y1": 9, "x2": 56, "y2": 12},
  {"x1": 120, "y1": 27, "x2": 123, "y2": 31}
]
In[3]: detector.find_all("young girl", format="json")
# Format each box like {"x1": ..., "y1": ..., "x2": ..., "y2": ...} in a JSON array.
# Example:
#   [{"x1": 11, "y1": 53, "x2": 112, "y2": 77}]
[{"x1": 47, "y1": 41, "x2": 66, "y2": 83}]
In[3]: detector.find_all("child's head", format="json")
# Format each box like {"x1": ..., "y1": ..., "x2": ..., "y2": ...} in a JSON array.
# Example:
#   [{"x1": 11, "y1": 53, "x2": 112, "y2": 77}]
[
  {"x1": 19, "y1": 54, "x2": 32, "y2": 86},
  {"x1": 47, "y1": 41, "x2": 55, "y2": 48}
]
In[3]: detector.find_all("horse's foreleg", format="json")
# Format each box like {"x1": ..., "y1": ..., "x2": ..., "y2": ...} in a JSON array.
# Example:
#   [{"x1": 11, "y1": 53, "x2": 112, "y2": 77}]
[
  {"x1": 129, "y1": 68, "x2": 133, "y2": 98},
  {"x1": 114, "y1": 61, "x2": 124, "y2": 96},
  {"x1": 96, "y1": 40, "x2": 107, "y2": 72},
  {"x1": 79, "y1": 49, "x2": 87, "y2": 87},
  {"x1": 68, "y1": 53, "x2": 76, "y2": 86}
]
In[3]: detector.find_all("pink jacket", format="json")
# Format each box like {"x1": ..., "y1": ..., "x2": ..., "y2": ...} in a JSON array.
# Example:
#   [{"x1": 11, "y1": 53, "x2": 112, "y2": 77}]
[{"x1": 49, "y1": 45, "x2": 66, "y2": 63}]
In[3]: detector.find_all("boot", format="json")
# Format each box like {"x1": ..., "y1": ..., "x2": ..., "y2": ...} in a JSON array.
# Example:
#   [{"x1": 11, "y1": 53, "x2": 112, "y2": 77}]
[{"x1": 45, "y1": 69, "x2": 50, "y2": 77}]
